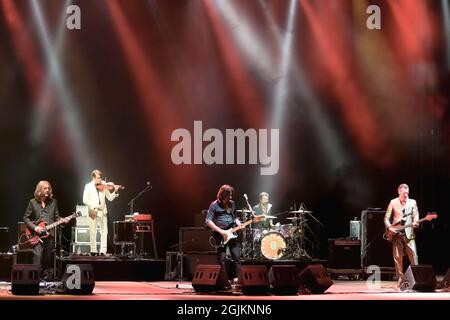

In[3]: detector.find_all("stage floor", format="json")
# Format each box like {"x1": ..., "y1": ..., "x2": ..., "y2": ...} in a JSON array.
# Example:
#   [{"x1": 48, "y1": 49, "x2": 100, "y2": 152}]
[{"x1": 1, "y1": 280, "x2": 449, "y2": 300}]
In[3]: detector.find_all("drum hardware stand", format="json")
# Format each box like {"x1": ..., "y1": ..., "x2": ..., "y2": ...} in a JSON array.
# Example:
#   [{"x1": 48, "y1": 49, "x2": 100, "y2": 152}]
[{"x1": 241, "y1": 195, "x2": 260, "y2": 260}]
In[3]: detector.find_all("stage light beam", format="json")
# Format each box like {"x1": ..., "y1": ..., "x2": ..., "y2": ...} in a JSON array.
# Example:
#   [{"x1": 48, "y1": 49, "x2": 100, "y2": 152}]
[
  {"x1": 30, "y1": 0, "x2": 94, "y2": 184},
  {"x1": 442, "y1": 0, "x2": 450, "y2": 70}
]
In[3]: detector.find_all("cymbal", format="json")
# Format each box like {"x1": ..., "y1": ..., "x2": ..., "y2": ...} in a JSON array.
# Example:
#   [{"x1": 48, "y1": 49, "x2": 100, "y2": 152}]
[
  {"x1": 264, "y1": 215, "x2": 277, "y2": 219},
  {"x1": 287, "y1": 217, "x2": 304, "y2": 220},
  {"x1": 236, "y1": 209, "x2": 253, "y2": 213},
  {"x1": 288, "y1": 210, "x2": 312, "y2": 214}
]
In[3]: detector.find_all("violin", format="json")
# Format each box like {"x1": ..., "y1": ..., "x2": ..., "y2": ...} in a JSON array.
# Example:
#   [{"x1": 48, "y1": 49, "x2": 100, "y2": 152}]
[{"x1": 95, "y1": 181, "x2": 125, "y2": 191}]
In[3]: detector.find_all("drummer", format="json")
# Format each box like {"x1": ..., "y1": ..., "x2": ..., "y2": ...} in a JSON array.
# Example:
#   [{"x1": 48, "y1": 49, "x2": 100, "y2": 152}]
[{"x1": 252, "y1": 192, "x2": 275, "y2": 230}]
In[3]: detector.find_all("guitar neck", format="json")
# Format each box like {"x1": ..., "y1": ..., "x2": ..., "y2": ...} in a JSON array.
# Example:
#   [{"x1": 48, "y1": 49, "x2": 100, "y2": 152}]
[
  {"x1": 45, "y1": 219, "x2": 65, "y2": 231},
  {"x1": 230, "y1": 219, "x2": 254, "y2": 233},
  {"x1": 397, "y1": 216, "x2": 429, "y2": 231},
  {"x1": 44, "y1": 213, "x2": 76, "y2": 230}
]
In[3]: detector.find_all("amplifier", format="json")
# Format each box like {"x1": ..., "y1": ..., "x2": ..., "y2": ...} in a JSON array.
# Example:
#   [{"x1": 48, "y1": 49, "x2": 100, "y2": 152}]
[
  {"x1": 75, "y1": 205, "x2": 89, "y2": 227},
  {"x1": 328, "y1": 238, "x2": 361, "y2": 269},
  {"x1": 0, "y1": 227, "x2": 9, "y2": 253},
  {"x1": 179, "y1": 227, "x2": 214, "y2": 253},
  {"x1": 72, "y1": 227, "x2": 101, "y2": 244},
  {"x1": 0, "y1": 254, "x2": 13, "y2": 281},
  {"x1": 361, "y1": 209, "x2": 393, "y2": 267}
]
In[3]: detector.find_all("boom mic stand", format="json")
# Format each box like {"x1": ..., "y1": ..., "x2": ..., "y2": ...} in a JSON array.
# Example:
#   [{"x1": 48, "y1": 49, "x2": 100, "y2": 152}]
[
  {"x1": 127, "y1": 182, "x2": 152, "y2": 259},
  {"x1": 128, "y1": 182, "x2": 153, "y2": 215}
]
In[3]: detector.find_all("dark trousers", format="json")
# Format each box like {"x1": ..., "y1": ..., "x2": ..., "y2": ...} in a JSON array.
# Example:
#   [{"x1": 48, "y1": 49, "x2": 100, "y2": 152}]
[
  {"x1": 217, "y1": 238, "x2": 241, "y2": 280},
  {"x1": 32, "y1": 236, "x2": 54, "y2": 275}
]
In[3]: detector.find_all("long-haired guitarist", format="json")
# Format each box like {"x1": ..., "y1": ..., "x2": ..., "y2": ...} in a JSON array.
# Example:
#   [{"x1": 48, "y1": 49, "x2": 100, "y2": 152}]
[
  {"x1": 205, "y1": 185, "x2": 243, "y2": 284},
  {"x1": 23, "y1": 181, "x2": 69, "y2": 280},
  {"x1": 384, "y1": 183, "x2": 419, "y2": 284}
]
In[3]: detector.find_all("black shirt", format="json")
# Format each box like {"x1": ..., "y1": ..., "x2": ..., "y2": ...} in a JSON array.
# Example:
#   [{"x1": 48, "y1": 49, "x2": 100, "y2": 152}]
[
  {"x1": 206, "y1": 200, "x2": 236, "y2": 229},
  {"x1": 23, "y1": 198, "x2": 60, "y2": 231}
]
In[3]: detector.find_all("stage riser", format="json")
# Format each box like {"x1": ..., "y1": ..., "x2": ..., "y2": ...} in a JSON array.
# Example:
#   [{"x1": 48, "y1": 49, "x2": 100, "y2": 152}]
[
  {"x1": 0, "y1": 254, "x2": 165, "y2": 282},
  {"x1": 60, "y1": 259, "x2": 166, "y2": 281}
]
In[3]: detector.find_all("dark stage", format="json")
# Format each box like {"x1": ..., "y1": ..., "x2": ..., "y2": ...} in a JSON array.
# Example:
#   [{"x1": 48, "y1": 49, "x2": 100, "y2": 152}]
[{"x1": 1, "y1": 0, "x2": 450, "y2": 309}]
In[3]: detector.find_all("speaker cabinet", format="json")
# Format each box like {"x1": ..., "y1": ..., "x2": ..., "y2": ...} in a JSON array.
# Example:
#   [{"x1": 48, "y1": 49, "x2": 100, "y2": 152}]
[
  {"x1": 268, "y1": 265, "x2": 299, "y2": 295},
  {"x1": 0, "y1": 227, "x2": 9, "y2": 253},
  {"x1": 11, "y1": 264, "x2": 40, "y2": 295},
  {"x1": 238, "y1": 265, "x2": 270, "y2": 295},
  {"x1": 191, "y1": 264, "x2": 229, "y2": 292},
  {"x1": 298, "y1": 264, "x2": 333, "y2": 294},
  {"x1": 62, "y1": 264, "x2": 95, "y2": 294},
  {"x1": 402, "y1": 265, "x2": 436, "y2": 292},
  {"x1": 361, "y1": 210, "x2": 393, "y2": 267},
  {"x1": 179, "y1": 227, "x2": 214, "y2": 253},
  {"x1": 328, "y1": 239, "x2": 361, "y2": 269}
]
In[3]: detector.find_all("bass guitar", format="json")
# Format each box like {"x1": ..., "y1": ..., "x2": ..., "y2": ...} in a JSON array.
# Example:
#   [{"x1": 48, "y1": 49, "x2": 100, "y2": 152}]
[{"x1": 383, "y1": 212, "x2": 437, "y2": 241}]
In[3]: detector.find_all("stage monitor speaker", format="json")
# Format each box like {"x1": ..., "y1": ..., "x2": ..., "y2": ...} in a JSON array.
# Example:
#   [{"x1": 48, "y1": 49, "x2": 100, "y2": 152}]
[
  {"x1": 268, "y1": 265, "x2": 299, "y2": 295},
  {"x1": 11, "y1": 264, "x2": 40, "y2": 295},
  {"x1": 62, "y1": 264, "x2": 95, "y2": 294},
  {"x1": 238, "y1": 265, "x2": 270, "y2": 295},
  {"x1": 298, "y1": 264, "x2": 333, "y2": 294},
  {"x1": 183, "y1": 252, "x2": 220, "y2": 280},
  {"x1": 441, "y1": 268, "x2": 450, "y2": 289},
  {"x1": 401, "y1": 265, "x2": 436, "y2": 292},
  {"x1": 191, "y1": 264, "x2": 229, "y2": 293},
  {"x1": 361, "y1": 210, "x2": 393, "y2": 267}
]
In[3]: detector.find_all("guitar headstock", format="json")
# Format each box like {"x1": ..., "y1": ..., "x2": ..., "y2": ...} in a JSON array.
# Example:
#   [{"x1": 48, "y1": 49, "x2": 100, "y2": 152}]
[
  {"x1": 425, "y1": 212, "x2": 438, "y2": 221},
  {"x1": 73, "y1": 211, "x2": 82, "y2": 218}
]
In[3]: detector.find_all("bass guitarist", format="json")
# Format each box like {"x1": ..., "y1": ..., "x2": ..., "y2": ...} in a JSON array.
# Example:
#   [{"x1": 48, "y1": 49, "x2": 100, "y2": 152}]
[
  {"x1": 206, "y1": 185, "x2": 243, "y2": 284},
  {"x1": 384, "y1": 183, "x2": 419, "y2": 285},
  {"x1": 23, "y1": 181, "x2": 69, "y2": 280}
]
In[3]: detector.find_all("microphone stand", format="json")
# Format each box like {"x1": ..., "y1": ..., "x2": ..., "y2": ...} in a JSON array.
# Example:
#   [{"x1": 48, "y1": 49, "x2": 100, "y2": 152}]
[
  {"x1": 243, "y1": 195, "x2": 256, "y2": 259},
  {"x1": 127, "y1": 183, "x2": 152, "y2": 260},
  {"x1": 127, "y1": 183, "x2": 152, "y2": 215}
]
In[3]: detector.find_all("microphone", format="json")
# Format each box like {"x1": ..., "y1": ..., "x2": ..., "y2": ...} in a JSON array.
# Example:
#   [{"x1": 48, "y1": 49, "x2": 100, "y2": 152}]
[{"x1": 243, "y1": 194, "x2": 248, "y2": 200}]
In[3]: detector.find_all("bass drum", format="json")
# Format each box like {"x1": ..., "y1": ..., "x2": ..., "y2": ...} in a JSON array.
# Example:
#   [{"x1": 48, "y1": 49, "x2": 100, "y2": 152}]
[{"x1": 260, "y1": 232, "x2": 286, "y2": 260}]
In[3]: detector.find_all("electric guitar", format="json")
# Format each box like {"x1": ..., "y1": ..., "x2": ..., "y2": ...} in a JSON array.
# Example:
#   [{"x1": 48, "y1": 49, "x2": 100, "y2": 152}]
[
  {"x1": 383, "y1": 212, "x2": 437, "y2": 242},
  {"x1": 25, "y1": 211, "x2": 81, "y2": 246},
  {"x1": 211, "y1": 215, "x2": 265, "y2": 247}
]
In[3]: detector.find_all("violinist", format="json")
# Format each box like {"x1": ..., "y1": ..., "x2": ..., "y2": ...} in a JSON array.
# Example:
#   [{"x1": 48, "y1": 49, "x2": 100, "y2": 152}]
[{"x1": 83, "y1": 169, "x2": 121, "y2": 256}]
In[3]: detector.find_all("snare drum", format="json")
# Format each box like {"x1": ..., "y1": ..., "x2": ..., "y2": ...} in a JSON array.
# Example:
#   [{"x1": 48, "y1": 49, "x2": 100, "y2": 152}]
[
  {"x1": 260, "y1": 232, "x2": 286, "y2": 260},
  {"x1": 113, "y1": 221, "x2": 135, "y2": 243}
]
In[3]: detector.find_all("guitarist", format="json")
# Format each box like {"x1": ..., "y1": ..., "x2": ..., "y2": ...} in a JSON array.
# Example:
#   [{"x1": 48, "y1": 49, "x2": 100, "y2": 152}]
[
  {"x1": 23, "y1": 181, "x2": 69, "y2": 280},
  {"x1": 206, "y1": 185, "x2": 243, "y2": 284},
  {"x1": 384, "y1": 183, "x2": 419, "y2": 285}
]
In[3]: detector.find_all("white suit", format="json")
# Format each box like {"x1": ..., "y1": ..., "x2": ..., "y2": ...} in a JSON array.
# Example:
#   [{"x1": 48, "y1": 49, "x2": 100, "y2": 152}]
[
  {"x1": 384, "y1": 197, "x2": 419, "y2": 276},
  {"x1": 83, "y1": 181, "x2": 119, "y2": 254}
]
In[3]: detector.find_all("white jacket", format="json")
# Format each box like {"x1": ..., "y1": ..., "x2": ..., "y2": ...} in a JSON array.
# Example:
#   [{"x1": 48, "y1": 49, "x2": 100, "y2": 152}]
[{"x1": 83, "y1": 181, "x2": 119, "y2": 217}]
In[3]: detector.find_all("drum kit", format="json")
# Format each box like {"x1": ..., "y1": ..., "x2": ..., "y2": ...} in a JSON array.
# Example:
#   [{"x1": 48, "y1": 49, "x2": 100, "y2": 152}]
[{"x1": 238, "y1": 209, "x2": 313, "y2": 261}]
